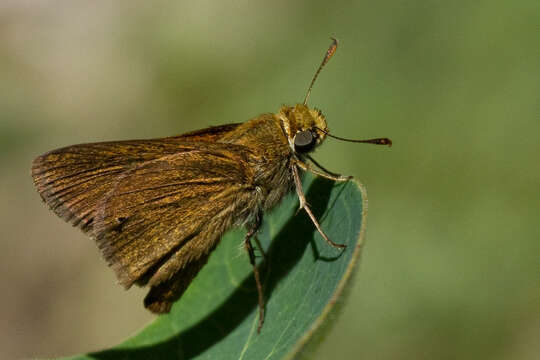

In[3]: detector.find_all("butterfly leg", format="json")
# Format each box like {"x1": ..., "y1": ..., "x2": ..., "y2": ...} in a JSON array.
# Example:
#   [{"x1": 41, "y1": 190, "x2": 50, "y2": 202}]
[
  {"x1": 244, "y1": 217, "x2": 265, "y2": 333},
  {"x1": 253, "y1": 235, "x2": 267, "y2": 261},
  {"x1": 292, "y1": 165, "x2": 346, "y2": 249},
  {"x1": 295, "y1": 156, "x2": 352, "y2": 182}
]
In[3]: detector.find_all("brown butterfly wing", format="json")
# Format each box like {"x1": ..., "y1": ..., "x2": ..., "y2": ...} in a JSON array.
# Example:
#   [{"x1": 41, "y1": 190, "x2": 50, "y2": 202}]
[
  {"x1": 92, "y1": 143, "x2": 259, "y2": 312},
  {"x1": 31, "y1": 123, "x2": 241, "y2": 233}
]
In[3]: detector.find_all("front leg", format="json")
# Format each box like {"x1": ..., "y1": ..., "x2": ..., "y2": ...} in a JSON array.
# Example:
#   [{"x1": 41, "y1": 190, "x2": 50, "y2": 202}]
[
  {"x1": 294, "y1": 156, "x2": 352, "y2": 182},
  {"x1": 291, "y1": 164, "x2": 346, "y2": 249}
]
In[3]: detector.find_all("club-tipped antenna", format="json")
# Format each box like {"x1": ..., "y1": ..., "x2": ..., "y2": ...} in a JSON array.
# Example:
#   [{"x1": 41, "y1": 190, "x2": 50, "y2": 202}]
[
  {"x1": 316, "y1": 127, "x2": 393, "y2": 147},
  {"x1": 303, "y1": 37, "x2": 338, "y2": 105}
]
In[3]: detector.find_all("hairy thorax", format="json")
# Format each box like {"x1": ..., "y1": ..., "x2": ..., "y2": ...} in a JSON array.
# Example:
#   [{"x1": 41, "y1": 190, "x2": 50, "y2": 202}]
[{"x1": 218, "y1": 113, "x2": 295, "y2": 220}]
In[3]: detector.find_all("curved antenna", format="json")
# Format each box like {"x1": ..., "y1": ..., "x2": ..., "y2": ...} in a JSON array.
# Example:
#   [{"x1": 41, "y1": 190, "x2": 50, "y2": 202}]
[{"x1": 303, "y1": 37, "x2": 338, "y2": 105}]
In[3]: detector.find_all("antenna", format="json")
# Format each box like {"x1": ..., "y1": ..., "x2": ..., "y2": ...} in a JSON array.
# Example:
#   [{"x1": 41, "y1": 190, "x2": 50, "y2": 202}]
[
  {"x1": 316, "y1": 127, "x2": 393, "y2": 147},
  {"x1": 303, "y1": 37, "x2": 338, "y2": 105}
]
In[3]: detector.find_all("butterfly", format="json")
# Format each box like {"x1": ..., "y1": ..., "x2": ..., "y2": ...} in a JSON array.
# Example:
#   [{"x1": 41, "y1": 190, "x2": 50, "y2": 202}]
[{"x1": 31, "y1": 38, "x2": 391, "y2": 332}]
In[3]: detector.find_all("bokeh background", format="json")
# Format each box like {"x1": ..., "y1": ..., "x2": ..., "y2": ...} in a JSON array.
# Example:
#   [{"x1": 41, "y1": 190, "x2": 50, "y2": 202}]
[{"x1": 1, "y1": 1, "x2": 539, "y2": 359}]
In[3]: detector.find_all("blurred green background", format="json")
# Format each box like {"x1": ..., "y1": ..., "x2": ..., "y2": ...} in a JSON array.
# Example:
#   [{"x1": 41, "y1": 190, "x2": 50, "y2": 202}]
[{"x1": 1, "y1": 1, "x2": 538, "y2": 359}]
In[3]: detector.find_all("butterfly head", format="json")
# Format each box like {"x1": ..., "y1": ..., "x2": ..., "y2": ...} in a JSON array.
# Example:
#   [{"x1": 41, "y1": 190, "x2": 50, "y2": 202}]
[{"x1": 279, "y1": 104, "x2": 328, "y2": 154}]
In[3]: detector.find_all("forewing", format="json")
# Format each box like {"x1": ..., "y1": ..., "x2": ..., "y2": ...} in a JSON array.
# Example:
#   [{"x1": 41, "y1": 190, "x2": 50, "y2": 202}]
[
  {"x1": 31, "y1": 123, "x2": 241, "y2": 233},
  {"x1": 93, "y1": 144, "x2": 256, "y2": 289}
]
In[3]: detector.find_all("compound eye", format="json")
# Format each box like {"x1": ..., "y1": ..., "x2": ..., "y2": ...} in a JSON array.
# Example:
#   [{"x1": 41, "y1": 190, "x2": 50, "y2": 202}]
[{"x1": 294, "y1": 130, "x2": 316, "y2": 153}]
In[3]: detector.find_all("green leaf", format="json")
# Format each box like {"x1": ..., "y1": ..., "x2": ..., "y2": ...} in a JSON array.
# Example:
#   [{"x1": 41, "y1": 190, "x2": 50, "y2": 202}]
[{"x1": 62, "y1": 173, "x2": 367, "y2": 360}]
